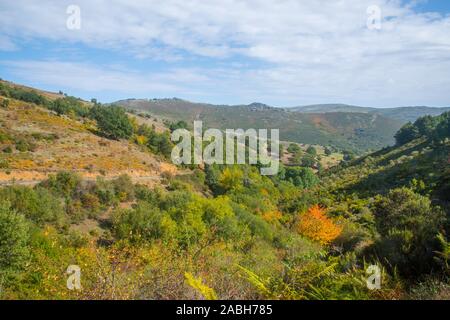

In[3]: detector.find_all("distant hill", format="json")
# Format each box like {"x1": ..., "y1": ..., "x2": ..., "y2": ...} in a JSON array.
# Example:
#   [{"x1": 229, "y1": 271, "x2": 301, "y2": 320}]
[
  {"x1": 291, "y1": 104, "x2": 450, "y2": 123},
  {"x1": 115, "y1": 99, "x2": 403, "y2": 153}
]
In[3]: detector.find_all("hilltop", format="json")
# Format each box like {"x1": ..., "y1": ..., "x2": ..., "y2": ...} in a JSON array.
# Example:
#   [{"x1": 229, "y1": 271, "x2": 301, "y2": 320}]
[{"x1": 291, "y1": 104, "x2": 450, "y2": 123}]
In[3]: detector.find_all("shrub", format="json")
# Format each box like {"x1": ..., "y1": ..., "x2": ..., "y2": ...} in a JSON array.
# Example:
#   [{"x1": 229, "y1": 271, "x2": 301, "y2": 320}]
[
  {"x1": 50, "y1": 96, "x2": 88, "y2": 117},
  {"x1": 219, "y1": 166, "x2": 244, "y2": 192},
  {"x1": 371, "y1": 188, "x2": 445, "y2": 276},
  {"x1": 112, "y1": 174, "x2": 135, "y2": 201},
  {"x1": 2, "y1": 146, "x2": 12, "y2": 153},
  {"x1": 296, "y1": 205, "x2": 342, "y2": 245},
  {"x1": 112, "y1": 202, "x2": 176, "y2": 243},
  {"x1": 0, "y1": 186, "x2": 65, "y2": 226},
  {"x1": 0, "y1": 201, "x2": 30, "y2": 275},
  {"x1": 1, "y1": 98, "x2": 9, "y2": 108},
  {"x1": 40, "y1": 171, "x2": 81, "y2": 198}
]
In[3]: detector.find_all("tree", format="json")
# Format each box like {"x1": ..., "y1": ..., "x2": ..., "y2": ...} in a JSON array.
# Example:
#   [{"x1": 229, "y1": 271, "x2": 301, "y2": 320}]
[
  {"x1": 394, "y1": 122, "x2": 420, "y2": 145},
  {"x1": 306, "y1": 146, "x2": 317, "y2": 156},
  {"x1": 0, "y1": 201, "x2": 30, "y2": 274},
  {"x1": 169, "y1": 120, "x2": 188, "y2": 132},
  {"x1": 435, "y1": 112, "x2": 450, "y2": 141},
  {"x1": 90, "y1": 105, "x2": 133, "y2": 140},
  {"x1": 301, "y1": 154, "x2": 316, "y2": 168},
  {"x1": 414, "y1": 115, "x2": 438, "y2": 137},
  {"x1": 296, "y1": 205, "x2": 342, "y2": 245},
  {"x1": 287, "y1": 143, "x2": 301, "y2": 154},
  {"x1": 284, "y1": 167, "x2": 319, "y2": 189}
]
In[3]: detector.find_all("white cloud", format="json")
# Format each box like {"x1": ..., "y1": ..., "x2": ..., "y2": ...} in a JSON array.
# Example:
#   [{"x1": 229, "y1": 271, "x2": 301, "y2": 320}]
[{"x1": 0, "y1": 0, "x2": 449, "y2": 106}]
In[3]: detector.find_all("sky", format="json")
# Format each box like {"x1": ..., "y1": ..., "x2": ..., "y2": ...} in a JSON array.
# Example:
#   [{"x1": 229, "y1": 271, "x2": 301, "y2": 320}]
[{"x1": 0, "y1": 0, "x2": 449, "y2": 108}]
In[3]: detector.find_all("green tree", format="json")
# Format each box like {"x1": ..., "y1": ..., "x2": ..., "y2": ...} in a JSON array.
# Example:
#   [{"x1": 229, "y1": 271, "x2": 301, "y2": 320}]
[
  {"x1": 394, "y1": 122, "x2": 420, "y2": 145},
  {"x1": 301, "y1": 154, "x2": 316, "y2": 168},
  {"x1": 90, "y1": 105, "x2": 133, "y2": 140},
  {"x1": 414, "y1": 115, "x2": 438, "y2": 137},
  {"x1": 284, "y1": 167, "x2": 319, "y2": 189},
  {"x1": 435, "y1": 112, "x2": 450, "y2": 141},
  {"x1": 306, "y1": 146, "x2": 317, "y2": 156},
  {"x1": 287, "y1": 143, "x2": 301, "y2": 154},
  {"x1": 169, "y1": 120, "x2": 188, "y2": 132}
]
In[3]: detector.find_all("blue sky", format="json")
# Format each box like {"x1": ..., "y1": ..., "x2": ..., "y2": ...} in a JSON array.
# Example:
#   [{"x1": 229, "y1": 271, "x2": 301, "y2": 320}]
[{"x1": 1, "y1": 0, "x2": 450, "y2": 108}]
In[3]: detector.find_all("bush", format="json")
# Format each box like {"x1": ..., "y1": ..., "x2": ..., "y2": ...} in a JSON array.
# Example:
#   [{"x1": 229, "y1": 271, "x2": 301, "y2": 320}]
[
  {"x1": 50, "y1": 96, "x2": 88, "y2": 117},
  {"x1": 371, "y1": 188, "x2": 445, "y2": 276},
  {"x1": 0, "y1": 201, "x2": 30, "y2": 275},
  {"x1": 2, "y1": 146, "x2": 12, "y2": 153},
  {"x1": 112, "y1": 202, "x2": 176, "y2": 243},
  {"x1": 112, "y1": 174, "x2": 135, "y2": 201},
  {"x1": 40, "y1": 171, "x2": 81, "y2": 198},
  {"x1": 295, "y1": 205, "x2": 342, "y2": 245},
  {"x1": 0, "y1": 186, "x2": 65, "y2": 226}
]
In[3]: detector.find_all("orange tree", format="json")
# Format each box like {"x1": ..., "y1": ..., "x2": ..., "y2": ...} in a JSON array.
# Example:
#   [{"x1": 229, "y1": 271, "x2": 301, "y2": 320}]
[{"x1": 295, "y1": 205, "x2": 342, "y2": 245}]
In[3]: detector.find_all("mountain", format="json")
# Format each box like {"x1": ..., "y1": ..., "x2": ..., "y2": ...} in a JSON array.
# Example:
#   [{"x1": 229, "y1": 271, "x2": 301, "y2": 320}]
[
  {"x1": 291, "y1": 104, "x2": 450, "y2": 123},
  {"x1": 115, "y1": 99, "x2": 403, "y2": 153}
]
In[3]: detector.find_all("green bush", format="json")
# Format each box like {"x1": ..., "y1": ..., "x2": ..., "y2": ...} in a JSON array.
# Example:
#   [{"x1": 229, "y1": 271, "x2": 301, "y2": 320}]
[
  {"x1": 40, "y1": 171, "x2": 81, "y2": 198},
  {"x1": 112, "y1": 174, "x2": 135, "y2": 201},
  {"x1": 112, "y1": 202, "x2": 176, "y2": 243},
  {"x1": 50, "y1": 96, "x2": 88, "y2": 117},
  {"x1": 0, "y1": 186, "x2": 65, "y2": 226},
  {"x1": 0, "y1": 201, "x2": 30, "y2": 276},
  {"x1": 371, "y1": 187, "x2": 445, "y2": 276}
]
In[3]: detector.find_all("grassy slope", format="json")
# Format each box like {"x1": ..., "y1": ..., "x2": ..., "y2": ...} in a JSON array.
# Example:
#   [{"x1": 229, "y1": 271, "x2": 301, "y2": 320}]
[
  {"x1": 0, "y1": 97, "x2": 176, "y2": 186},
  {"x1": 324, "y1": 137, "x2": 450, "y2": 204}
]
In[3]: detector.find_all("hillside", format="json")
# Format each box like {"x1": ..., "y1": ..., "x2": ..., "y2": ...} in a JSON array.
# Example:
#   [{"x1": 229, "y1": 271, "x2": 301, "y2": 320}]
[
  {"x1": 116, "y1": 98, "x2": 402, "y2": 153},
  {"x1": 323, "y1": 109, "x2": 450, "y2": 207},
  {"x1": 291, "y1": 104, "x2": 450, "y2": 123},
  {"x1": 324, "y1": 137, "x2": 450, "y2": 204},
  {"x1": 0, "y1": 82, "x2": 176, "y2": 186}
]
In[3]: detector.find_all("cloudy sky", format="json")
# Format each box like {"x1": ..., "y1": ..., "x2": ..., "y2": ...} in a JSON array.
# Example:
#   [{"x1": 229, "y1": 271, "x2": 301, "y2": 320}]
[{"x1": 1, "y1": 0, "x2": 449, "y2": 107}]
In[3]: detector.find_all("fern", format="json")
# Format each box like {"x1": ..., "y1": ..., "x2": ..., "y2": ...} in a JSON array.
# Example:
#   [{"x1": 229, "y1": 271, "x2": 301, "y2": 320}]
[{"x1": 184, "y1": 272, "x2": 218, "y2": 300}]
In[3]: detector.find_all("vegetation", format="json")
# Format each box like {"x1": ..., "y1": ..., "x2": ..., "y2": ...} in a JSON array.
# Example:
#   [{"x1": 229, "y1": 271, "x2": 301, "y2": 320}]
[
  {"x1": 1, "y1": 81, "x2": 450, "y2": 300},
  {"x1": 89, "y1": 105, "x2": 133, "y2": 140}
]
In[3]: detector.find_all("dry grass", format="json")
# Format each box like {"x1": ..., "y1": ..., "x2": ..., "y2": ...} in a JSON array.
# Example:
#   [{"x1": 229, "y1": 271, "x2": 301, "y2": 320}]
[{"x1": 0, "y1": 97, "x2": 177, "y2": 185}]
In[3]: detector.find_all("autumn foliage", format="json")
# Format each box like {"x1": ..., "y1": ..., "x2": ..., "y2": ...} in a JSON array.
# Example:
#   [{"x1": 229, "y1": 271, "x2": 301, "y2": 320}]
[{"x1": 296, "y1": 205, "x2": 342, "y2": 245}]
